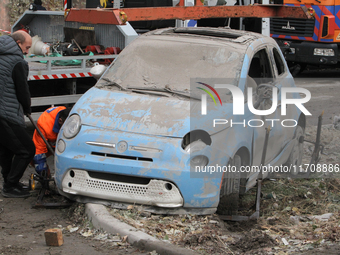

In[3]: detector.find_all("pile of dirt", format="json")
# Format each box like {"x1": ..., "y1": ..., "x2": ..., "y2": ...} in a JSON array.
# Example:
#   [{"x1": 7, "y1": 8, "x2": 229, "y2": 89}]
[
  {"x1": 108, "y1": 207, "x2": 232, "y2": 254},
  {"x1": 104, "y1": 178, "x2": 340, "y2": 254},
  {"x1": 231, "y1": 229, "x2": 278, "y2": 254}
]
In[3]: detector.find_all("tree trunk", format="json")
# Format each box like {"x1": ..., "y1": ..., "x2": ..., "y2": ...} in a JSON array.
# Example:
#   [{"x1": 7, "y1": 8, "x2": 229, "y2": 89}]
[{"x1": 0, "y1": 0, "x2": 11, "y2": 32}]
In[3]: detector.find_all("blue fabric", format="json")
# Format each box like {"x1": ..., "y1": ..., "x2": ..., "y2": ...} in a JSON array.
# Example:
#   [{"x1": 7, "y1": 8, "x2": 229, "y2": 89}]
[
  {"x1": 33, "y1": 153, "x2": 47, "y2": 174},
  {"x1": 52, "y1": 111, "x2": 62, "y2": 133},
  {"x1": 46, "y1": 107, "x2": 57, "y2": 113}
]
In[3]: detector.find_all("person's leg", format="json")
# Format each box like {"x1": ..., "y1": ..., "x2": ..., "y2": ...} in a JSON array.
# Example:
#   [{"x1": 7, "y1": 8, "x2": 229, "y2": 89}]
[
  {"x1": 5, "y1": 123, "x2": 35, "y2": 185},
  {"x1": 33, "y1": 153, "x2": 48, "y2": 176},
  {"x1": 0, "y1": 145, "x2": 14, "y2": 183},
  {"x1": 0, "y1": 119, "x2": 35, "y2": 197},
  {"x1": 0, "y1": 119, "x2": 15, "y2": 183}
]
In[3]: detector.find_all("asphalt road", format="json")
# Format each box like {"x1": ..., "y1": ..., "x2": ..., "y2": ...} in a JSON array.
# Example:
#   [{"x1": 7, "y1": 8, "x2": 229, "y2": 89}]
[{"x1": 294, "y1": 66, "x2": 340, "y2": 127}]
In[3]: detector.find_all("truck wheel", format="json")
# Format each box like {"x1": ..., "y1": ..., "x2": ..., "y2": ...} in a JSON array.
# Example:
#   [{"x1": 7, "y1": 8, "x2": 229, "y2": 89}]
[
  {"x1": 285, "y1": 125, "x2": 304, "y2": 176},
  {"x1": 217, "y1": 154, "x2": 243, "y2": 215}
]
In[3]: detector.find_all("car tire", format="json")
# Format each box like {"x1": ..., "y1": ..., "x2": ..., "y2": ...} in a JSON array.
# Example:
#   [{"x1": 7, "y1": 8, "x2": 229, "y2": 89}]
[
  {"x1": 217, "y1": 154, "x2": 244, "y2": 215},
  {"x1": 285, "y1": 125, "x2": 305, "y2": 177}
]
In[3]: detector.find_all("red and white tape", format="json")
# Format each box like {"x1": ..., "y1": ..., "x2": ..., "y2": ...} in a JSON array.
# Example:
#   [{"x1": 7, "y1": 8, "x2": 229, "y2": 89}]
[
  {"x1": 0, "y1": 29, "x2": 11, "y2": 34},
  {"x1": 29, "y1": 72, "x2": 92, "y2": 80}
]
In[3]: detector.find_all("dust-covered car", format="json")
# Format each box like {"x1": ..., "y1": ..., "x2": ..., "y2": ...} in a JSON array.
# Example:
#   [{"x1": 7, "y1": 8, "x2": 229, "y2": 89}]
[{"x1": 55, "y1": 27, "x2": 308, "y2": 215}]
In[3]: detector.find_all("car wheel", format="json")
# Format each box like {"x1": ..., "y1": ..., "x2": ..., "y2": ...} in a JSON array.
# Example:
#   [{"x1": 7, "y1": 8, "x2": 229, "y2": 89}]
[
  {"x1": 285, "y1": 125, "x2": 305, "y2": 176},
  {"x1": 217, "y1": 154, "x2": 244, "y2": 215}
]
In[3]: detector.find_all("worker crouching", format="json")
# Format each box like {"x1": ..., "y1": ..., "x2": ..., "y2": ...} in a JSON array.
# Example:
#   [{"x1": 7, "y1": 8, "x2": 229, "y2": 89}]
[{"x1": 33, "y1": 106, "x2": 70, "y2": 177}]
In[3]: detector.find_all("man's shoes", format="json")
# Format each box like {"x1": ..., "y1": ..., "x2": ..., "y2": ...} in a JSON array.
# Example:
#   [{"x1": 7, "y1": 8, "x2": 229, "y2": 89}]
[
  {"x1": 2, "y1": 183, "x2": 30, "y2": 198},
  {"x1": 2, "y1": 182, "x2": 30, "y2": 191},
  {"x1": 15, "y1": 182, "x2": 30, "y2": 191}
]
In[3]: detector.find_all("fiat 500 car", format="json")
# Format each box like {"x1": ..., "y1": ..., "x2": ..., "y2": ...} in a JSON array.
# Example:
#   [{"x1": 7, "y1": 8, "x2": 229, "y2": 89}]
[{"x1": 55, "y1": 27, "x2": 306, "y2": 215}]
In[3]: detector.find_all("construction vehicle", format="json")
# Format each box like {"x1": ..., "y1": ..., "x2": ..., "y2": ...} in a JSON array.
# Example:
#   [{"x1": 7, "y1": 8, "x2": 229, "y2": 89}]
[
  {"x1": 270, "y1": 0, "x2": 340, "y2": 75},
  {"x1": 11, "y1": 10, "x2": 137, "y2": 120}
]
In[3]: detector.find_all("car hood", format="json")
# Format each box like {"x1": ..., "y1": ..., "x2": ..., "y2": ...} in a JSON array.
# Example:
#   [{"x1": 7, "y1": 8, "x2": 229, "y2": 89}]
[{"x1": 73, "y1": 87, "x2": 234, "y2": 138}]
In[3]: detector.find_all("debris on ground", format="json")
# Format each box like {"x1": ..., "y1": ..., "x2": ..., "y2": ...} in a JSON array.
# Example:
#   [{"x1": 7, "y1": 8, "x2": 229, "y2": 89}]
[
  {"x1": 103, "y1": 125, "x2": 340, "y2": 254},
  {"x1": 32, "y1": 125, "x2": 339, "y2": 254}
]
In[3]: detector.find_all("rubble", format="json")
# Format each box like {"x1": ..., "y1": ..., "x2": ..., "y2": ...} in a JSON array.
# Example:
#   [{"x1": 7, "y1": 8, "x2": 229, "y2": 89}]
[
  {"x1": 311, "y1": 213, "x2": 334, "y2": 221},
  {"x1": 101, "y1": 125, "x2": 340, "y2": 254},
  {"x1": 50, "y1": 125, "x2": 340, "y2": 254}
]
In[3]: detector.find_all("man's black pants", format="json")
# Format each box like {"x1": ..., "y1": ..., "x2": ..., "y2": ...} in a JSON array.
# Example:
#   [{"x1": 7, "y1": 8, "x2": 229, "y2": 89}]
[{"x1": 0, "y1": 118, "x2": 35, "y2": 186}]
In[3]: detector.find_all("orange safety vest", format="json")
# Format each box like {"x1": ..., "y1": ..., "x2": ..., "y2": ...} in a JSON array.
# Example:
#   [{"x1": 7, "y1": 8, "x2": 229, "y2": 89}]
[{"x1": 33, "y1": 106, "x2": 66, "y2": 154}]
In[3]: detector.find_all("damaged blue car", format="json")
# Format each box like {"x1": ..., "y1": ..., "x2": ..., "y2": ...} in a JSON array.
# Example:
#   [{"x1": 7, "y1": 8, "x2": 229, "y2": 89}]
[{"x1": 55, "y1": 27, "x2": 306, "y2": 215}]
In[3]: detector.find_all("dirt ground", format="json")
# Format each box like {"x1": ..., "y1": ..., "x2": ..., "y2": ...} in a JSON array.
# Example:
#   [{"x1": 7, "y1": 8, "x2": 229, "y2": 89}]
[
  {"x1": 0, "y1": 126, "x2": 151, "y2": 255},
  {"x1": 0, "y1": 169, "x2": 153, "y2": 255}
]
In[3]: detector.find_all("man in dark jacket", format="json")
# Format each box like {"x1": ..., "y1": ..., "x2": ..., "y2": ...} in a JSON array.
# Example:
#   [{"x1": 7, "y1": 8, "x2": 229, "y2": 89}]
[{"x1": 0, "y1": 31, "x2": 36, "y2": 198}]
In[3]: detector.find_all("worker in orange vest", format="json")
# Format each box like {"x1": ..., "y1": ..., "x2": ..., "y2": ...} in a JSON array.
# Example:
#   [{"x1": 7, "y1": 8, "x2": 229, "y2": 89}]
[{"x1": 32, "y1": 106, "x2": 70, "y2": 177}]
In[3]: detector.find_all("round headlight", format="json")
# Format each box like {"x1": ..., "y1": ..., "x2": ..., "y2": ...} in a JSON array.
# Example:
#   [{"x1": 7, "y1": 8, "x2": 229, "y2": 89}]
[
  {"x1": 190, "y1": 155, "x2": 209, "y2": 168},
  {"x1": 63, "y1": 114, "x2": 81, "y2": 139},
  {"x1": 57, "y1": 139, "x2": 66, "y2": 153}
]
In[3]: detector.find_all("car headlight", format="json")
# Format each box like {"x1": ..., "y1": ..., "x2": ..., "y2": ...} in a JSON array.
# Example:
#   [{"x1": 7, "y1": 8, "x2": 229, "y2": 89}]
[
  {"x1": 190, "y1": 155, "x2": 209, "y2": 169},
  {"x1": 63, "y1": 114, "x2": 81, "y2": 139},
  {"x1": 185, "y1": 140, "x2": 209, "y2": 168},
  {"x1": 57, "y1": 139, "x2": 66, "y2": 153}
]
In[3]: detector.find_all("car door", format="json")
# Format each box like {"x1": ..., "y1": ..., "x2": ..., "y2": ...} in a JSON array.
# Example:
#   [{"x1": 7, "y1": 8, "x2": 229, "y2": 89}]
[
  {"x1": 246, "y1": 47, "x2": 283, "y2": 167},
  {"x1": 269, "y1": 45, "x2": 297, "y2": 147}
]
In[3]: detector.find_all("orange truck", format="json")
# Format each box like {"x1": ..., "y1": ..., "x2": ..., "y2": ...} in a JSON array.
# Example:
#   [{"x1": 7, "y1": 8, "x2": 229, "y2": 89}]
[{"x1": 270, "y1": 0, "x2": 340, "y2": 74}]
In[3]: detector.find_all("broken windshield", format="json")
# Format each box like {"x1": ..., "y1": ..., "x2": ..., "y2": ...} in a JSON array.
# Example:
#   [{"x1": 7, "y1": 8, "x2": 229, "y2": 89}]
[{"x1": 96, "y1": 35, "x2": 244, "y2": 102}]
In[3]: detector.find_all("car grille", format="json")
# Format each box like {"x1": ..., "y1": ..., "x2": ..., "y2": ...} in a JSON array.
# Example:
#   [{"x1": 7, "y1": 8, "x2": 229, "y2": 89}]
[
  {"x1": 270, "y1": 18, "x2": 315, "y2": 37},
  {"x1": 61, "y1": 169, "x2": 183, "y2": 207}
]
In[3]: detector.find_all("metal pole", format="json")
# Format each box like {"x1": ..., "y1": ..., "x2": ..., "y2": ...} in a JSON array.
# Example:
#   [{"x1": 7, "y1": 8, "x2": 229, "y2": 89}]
[{"x1": 252, "y1": 126, "x2": 271, "y2": 219}]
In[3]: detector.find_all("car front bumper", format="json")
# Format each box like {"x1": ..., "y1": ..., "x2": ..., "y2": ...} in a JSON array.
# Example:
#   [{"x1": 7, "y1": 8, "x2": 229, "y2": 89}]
[{"x1": 55, "y1": 125, "x2": 221, "y2": 209}]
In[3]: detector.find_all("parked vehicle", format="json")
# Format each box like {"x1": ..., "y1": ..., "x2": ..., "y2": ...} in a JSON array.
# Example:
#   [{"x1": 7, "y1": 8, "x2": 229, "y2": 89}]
[
  {"x1": 270, "y1": 0, "x2": 340, "y2": 75},
  {"x1": 11, "y1": 10, "x2": 137, "y2": 121},
  {"x1": 54, "y1": 27, "x2": 306, "y2": 215}
]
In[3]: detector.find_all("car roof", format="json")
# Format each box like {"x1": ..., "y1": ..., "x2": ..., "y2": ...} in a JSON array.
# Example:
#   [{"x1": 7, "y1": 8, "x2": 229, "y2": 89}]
[
  {"x1": 145, "y1": 27, "x2": 265, "y2": 47},
  {"x1": 101, "y1": 27, "x2": 271, "y2": 90}
]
